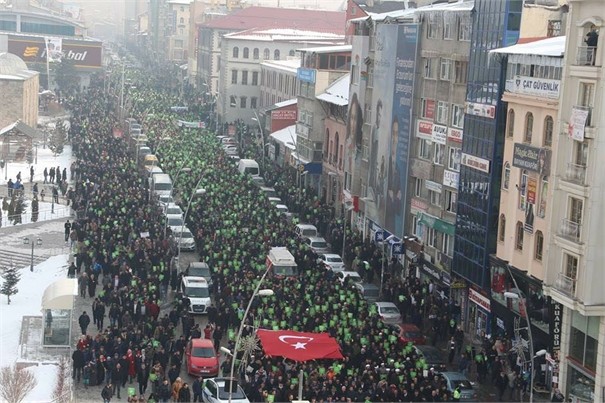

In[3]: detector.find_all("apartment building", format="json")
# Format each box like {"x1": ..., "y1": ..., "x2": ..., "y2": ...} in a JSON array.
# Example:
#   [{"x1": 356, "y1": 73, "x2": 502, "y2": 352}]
[
  {"x1": 260, "y1": 59, "x2": 299, "y2": 109},
  {"x1": 166, "y1": 0, "x2": 191, "y2": 62},
  {"x1": 543, "y1": 0, "x2": 604, "y2": 400}
]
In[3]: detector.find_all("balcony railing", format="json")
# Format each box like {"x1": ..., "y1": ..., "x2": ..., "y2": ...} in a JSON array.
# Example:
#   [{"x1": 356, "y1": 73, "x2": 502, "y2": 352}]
[
  {"x1": 558, "y1": 218, "x2": 582, "y2": 243},
  {"x1": 564, "y1": 163, "x2": 587, "y2": 185},
  {"x1": 576, "y1": 46, "x2": 597, "y2": 66},
  {"x1": 573, "y1": 105, "x2": 593, "y2": 127},
  {"x1": 554, "y1": 273, "x2": 577, "y2": 299}
]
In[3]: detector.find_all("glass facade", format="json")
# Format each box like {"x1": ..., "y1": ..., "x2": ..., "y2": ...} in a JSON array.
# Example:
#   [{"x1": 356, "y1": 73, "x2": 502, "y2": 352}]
[
  {"x1": 21, "y1": 22, "x2": 75, "y2": 36},
  {"x1": 453, "y1": 0, "x2": 521, "y2": 289}
]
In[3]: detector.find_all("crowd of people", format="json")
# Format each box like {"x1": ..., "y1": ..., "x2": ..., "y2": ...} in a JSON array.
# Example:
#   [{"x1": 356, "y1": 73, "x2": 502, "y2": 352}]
[{"x1": 64, "y1": 56, "x2": 532, "y2": 403}]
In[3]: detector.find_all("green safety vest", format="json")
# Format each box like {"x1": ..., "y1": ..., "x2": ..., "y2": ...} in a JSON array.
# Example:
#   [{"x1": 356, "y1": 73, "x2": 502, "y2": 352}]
[{"x1": 453, "y1": 388, "x2": 461, "y2": 399}]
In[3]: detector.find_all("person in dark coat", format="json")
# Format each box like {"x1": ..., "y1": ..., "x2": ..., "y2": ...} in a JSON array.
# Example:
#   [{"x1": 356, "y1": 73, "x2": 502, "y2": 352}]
[
  {"x1": 78, "y1": 311, "x2": 91, "y2": 335},
  {"x1": 178, "y1": 383, "x2": 191, "y2": 402},
  {"x1": 101, "y1": 383, "x2": 113, "y2": 403},
  {"x1": 137, "y1": 362, "x2": 150, "y2": 396},
  {"x1": 192, "y1": 377, "x2": 203, "y2": 402},
  {"x1": 72, "y1": 348, "x2": 85, "y2": 382},
  {"x1": 157, "y1": 379, "x2": 172, "y2": 403}
]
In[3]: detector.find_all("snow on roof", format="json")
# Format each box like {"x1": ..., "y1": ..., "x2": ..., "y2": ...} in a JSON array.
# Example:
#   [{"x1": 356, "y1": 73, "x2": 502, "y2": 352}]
[
  {"x1": 350, "y1": 0, "x2": 473, "y2": 23},
  {"x1": 270, "y1": 124, "x2": 297, "y2": 149},
  {"x1": 167, "y1": 0, "x2": 191, "y2": 4},
  {"x1": 261, "y1": 59, "x2": 301, "y2": 73},
  {"x1": 298, "y1": 44, "x2": 352, "y2": 53},
  {"x1": 42, "y1": 278, "x2": 78, "y2": 310},
  {"x1": 490, "y1": 35, "x2": 566, "y2": 57},
  {"x1": 275, "y1": 98, "x2": 297, "y2": 108},
  {"x1": 224, "y1": 27, "x2": 344, "y2": 41},
  {"x1": 317, "y1": 74, "x2": 350, "y2": 106}
]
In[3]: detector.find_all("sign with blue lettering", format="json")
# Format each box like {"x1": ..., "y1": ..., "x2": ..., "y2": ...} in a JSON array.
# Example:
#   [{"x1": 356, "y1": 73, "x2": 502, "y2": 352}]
[{"x1": 297, "y1": 67, "x2": 316, "y2": 84}]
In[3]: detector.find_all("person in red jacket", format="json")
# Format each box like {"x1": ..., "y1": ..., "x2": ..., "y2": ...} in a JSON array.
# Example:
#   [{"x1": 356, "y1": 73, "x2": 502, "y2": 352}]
[{"x1": 126, "y1": 349, "x2": 136, "y2": 383}]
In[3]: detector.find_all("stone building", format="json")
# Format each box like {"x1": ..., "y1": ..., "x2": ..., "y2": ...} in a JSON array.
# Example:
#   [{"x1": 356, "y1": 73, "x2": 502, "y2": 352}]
[{"x1": 0, "y1": 52, "x2": 39, "y2": 129}]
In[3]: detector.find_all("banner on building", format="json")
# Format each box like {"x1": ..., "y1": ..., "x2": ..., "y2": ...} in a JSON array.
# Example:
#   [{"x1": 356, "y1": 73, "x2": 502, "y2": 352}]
[
  {"x1": 512, "y1": 143, "x2": 551, "y2": 175},
  {"x1": 568, "y1": 106, "x2": 589, "y2": 142},
  {"x1": 45, "y1": 37, "x2": 63, "y2": 63},
  {"x1": 7, "y1": 35, "x2": 102, "y2": 68},
  {"x1": 511, "y1": 75, "x2": 561, "y2": 99}
]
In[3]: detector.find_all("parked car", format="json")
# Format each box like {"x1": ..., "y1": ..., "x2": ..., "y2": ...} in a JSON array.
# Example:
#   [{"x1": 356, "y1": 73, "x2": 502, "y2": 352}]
[
  {"x1": 166, "y1": 214, "x2": 184, "y2": 232},
  {"x1": 304, "y1": 236, "x2": 330, "y2": 254},
  {"x1": 185, "y1": 338, "x2": 219, "y2": 377},
  {"x1": 157, "y1": 194, "x2": 174, "y2": 208},
  {"x1": 439, "y1": 372, "x2": 478, "y2": 401},
  {"x1": 355, "y1": 282, "x2": 380, "y2": 303},
  {"x1": 295, "y1": 224, "x2": 318, "y2": 239},
  {"x1": 318, "y1": 253, "x2": 345, "y2": 272},
  {"x1": 202, "y1": 378, "x2": 250, "y2": 403},
  {"x1": 186, "y1": 262, "x2": 213, "y2": 288},
  {"x1": 413, "y1": 345, "x2": 448, "y2": 372},
  {"x1": 165, "y1": 203, "x2": 184, "y2": 217},
  {"x1": 375, "y1": 302, "x2": 402, "y2": 324},
  {"x1": 387, "y1": 323, "x2": 427, "y2": 345},
  {"x1": 172, "y1": 228, "x2": 196, "y2": 251},
  {"x1": 337, "y1": 271, "x2": 363, "y2": 287}
]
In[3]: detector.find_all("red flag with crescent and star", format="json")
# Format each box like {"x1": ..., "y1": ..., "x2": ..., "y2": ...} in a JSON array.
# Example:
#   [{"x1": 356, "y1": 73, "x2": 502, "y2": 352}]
[{"x1": 257, "y1": 330, "x2": 344, "y2": 361}]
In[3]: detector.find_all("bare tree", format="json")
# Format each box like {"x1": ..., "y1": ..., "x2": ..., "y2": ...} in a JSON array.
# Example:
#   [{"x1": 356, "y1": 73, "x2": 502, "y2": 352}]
[
  {"x1": 52, "y1": 357, "x2": 71, "y2": 402},
  {"x1": 0, "y1": 365, "x2": 38, "y2": 403}
]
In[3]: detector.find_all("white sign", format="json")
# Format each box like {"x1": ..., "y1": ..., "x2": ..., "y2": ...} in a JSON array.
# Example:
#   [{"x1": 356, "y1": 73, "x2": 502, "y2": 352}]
[
  {"x1": 465, "y1": 101, "x2": 495, "y2": 119},
  {"x1": 443, "y1": 170, "x2": 459, "y2": 188},
  {"x1": 511, "y1": 75, "x2": 560, "y2": 99},
  {"x1": 461, "y1": 153, "x2": 490, "y2": 173},
  {"x1": 568, "y1": 107, "x2": 589, "y2": 142},
  {"x1": 425, "y1": 180, "x2": 442, "y2": 193},
  {"x1": 448, "y1": 127, "x2": 463, "y2": 143},
  {"x1": 469, "y1": 288, "x2": 491, "y2": 312},
  {"x1": 431, "y1": 124, "x2": 448, "y2": 145}
]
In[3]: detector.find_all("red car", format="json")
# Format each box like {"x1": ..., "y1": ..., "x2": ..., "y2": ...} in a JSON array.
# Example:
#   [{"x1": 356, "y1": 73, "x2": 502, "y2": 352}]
[
  {"x1": 389, "y1": 323, "x2": 427, "y2": 345},
  {"x1": 185, "y1": 338, "x2": 220, "y2": 377}
]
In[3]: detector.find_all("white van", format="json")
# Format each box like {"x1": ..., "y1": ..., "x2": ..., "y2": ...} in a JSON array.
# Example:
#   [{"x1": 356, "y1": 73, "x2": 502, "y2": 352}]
[
  {"x1": 295, "y1": 224, "x2": 318, "y2": 239},
  {"x1": 237, "y1": 159, "x2": 260, "y2": 178},
  {"x1": 150, "y1": 173, "x2": 172, "y2": 197},
  {"x1": 179, "y1": 277, "x2": 211, "y2": 314}
]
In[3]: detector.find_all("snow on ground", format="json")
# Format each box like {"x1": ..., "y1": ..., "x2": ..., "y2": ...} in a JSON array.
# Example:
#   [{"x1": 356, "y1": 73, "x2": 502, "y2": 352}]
[
  {"x1": 0, "y1": 145, "x2": 73, "y2": 187},
  {"x1": 0, "y1": 254, "x2": 69, "y2": 402}
]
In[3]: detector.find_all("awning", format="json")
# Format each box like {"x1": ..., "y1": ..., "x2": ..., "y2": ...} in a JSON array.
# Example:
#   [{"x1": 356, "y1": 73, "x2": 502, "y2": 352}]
[
  {"x1": 41, "y1": 279, "x2": 78, "y2": 310},
  {"x1": 316, "y1": 74, "x2": 349, "y2": 106},
  {"x1": 417, "y1": 212, "x2": 455, "y2": 236},
  {"x1": 269, "y1": 125, "x2": 296, "y2": 150},
  {"x1": 489, "y1": 35, "x2": 565, "y2": 57}
]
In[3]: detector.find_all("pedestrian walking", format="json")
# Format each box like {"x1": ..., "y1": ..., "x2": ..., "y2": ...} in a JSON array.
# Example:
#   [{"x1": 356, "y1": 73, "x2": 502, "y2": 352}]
[
  {"x1": 72, "y1": 348, "x2": 84, "y2": 382},
  {"x1": 102, "y1": 382, "x2": 114, "y2": 403},
  {"x1": 32, "y1": 182, "x2": 38, "y2": 198},
  {"x1": 64, "y1": 220, "x2": 72, "y2": 242},
  {"x1": 52, "y1": 186, "x2": 59, "y2": 204},
  {"x1": 40, "y1": 188, "x2": 45, "y2": 201},
  {"x1": 78, "y1": 311, "x2": 90, "y2": 335},
  {"x1": 49, "y1": 167, "x2": 55, "y2": 183},
  {"x1": 43, "y1": 167, "x2": 48, "y2": 184},
  {"x1": 29, "y1": 166, "x2": 34, "y2": 183}
]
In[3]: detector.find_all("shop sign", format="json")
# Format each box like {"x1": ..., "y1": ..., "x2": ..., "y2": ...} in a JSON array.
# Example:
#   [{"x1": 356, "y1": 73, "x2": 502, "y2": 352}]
[
  {"x1": 425, "y1": 180, "x2": 442, "y2": 193},
  {"x1": 8, "y1": 36, "x2": 102, "y2": 68},
  {"x1": 469, "y1": 288, "x2": 491, "y2": 312},
  {"x1": 512, "y1": 143, "x2": 550, "y2": 175},
  {"x1": 411, "y1": 198, "x2": 428, "y2": 213},
  {"x1": 550, "y1": 301, "x2": 562, "y2": 351},
  {"x1": 271, "y1": 109, "x2": 297, "y2": 120},
  {"x1": 416, "y1": 120, "x2": 433, "y2": 140},
  {"x1": 297, "y1": 67, "x2": 316, "y2": 83},
  {"x1": 496, "y1": 317, "x2": 505, "y2": 330},
  {"x1": 461, "y1": 153, "x2": 490, "y2": 174},
  {"x1": 417, "y1": 212, "x2": 455, "y2": 236},
  {"x1": 465, "y1": 101, "x2": 495, "y2": 119},
  {"x1": 443, "y1": 170, "x2": 459, "y2": 188},
  {"x1": 511, "y1": 75, "x2": 561, "y2": 99},
  {"x1": 450, "y1": 280, "x2": 466, "y2": 289},
  {"x1": 448, "y1": 127, "x2": 463, "y2": 143},
  {"x1": 431, "y1": 124, "x2": 448, "y2": 145}
]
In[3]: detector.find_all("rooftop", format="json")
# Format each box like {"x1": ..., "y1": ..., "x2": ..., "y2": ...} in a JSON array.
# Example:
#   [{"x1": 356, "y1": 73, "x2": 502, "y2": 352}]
[
  {"x1": 350, "y1": 0, "x2": 473, "y2": 23},
  {"x1": 298, "y1": 44, "x2": 352, "y2": 54},
  {"x1": 316, "y1": 73, "x2": 350, "y2": 106},
  {"x1": 0, "y1": 53, "x2": 38, "y2": 80},
  {"x1": 200, "y1": 7, "x2": 346, "y2": 35},
  {"x1": 354, "y1": 0, "x2": 411, "y2": 14},
  {"x1": 261, "y1": 59, "x2": 301, "y2": 73},
  {"x1": 224, "y1": 27, "x2": 344, "y2": 42}
]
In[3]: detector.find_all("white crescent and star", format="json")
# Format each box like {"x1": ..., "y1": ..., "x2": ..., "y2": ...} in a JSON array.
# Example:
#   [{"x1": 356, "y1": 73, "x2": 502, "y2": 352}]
[{"x1": 278, "y1": 335, "x2": 314, "y2": 350}]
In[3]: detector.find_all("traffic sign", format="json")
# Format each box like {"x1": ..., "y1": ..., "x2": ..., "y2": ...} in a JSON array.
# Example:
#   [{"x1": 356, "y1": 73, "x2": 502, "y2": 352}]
[{"x1": 392, "y1": 242, "x2": 404, "y2": 255}]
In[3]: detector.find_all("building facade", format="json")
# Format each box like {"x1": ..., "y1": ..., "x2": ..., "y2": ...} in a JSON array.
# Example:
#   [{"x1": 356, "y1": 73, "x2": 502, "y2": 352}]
[
  {"x1": 543, "y1": 0, "x2": 604, "y2": 400},
  {"x1": 0, "y1": 52, "x2": 39, "y2": 129},
  {"x1": 260, "y1": 59, "x2": 300, "y2": 109},
  {"x1": 166, "y1": 0, "x2": 191, "y2": 62}
]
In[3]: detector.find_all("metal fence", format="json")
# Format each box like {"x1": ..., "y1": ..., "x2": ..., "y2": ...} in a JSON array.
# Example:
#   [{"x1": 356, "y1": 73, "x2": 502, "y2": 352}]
[{"x1": 1, "y1": 205, "x2": 72, "y2": 227}]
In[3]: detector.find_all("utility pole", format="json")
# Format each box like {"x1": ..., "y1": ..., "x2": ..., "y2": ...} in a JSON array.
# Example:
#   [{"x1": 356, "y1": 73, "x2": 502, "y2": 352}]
[{"x1": 119, "y1": 62, "x2": 125, "y2": 121}]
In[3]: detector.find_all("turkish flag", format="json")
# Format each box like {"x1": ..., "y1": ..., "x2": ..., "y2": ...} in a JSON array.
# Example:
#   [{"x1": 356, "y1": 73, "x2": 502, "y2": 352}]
[{"x1": 257, "y1": 330, "x2": 344, "y2": 362}]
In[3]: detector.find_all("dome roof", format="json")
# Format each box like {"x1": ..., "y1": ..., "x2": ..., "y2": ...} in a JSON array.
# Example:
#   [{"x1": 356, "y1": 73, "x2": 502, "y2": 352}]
[{"x1": 0, "y1": 53, "x2": 28, "y2": 75}]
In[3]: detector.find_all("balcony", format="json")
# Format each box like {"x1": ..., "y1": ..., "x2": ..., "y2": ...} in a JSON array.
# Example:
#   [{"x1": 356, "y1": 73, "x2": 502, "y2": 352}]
[
  {"x1": 558, "y1": 218, "x2": 582, "y2": 243},
  {"x1": 576, "y1": 46, "x2": 597, "y2": 66},
  {"x1": 554, "y1": 273, "x2": 577, "y2": 299},
  {"x1": 564, "y1": 163, "x2": 587, "y2": 185}
]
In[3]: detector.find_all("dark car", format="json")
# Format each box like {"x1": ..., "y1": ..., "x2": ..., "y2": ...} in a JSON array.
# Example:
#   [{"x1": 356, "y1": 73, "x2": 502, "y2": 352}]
[
  {"x1": 414, "y1": 345, "x2": 448, "y2": 372},
  {"x1": 387, "y1": 323, "x2": 427, "y2": 345}
]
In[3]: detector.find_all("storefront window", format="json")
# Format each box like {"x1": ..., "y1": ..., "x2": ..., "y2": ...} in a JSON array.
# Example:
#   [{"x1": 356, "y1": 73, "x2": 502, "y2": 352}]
[
  {"x1": 527, "y1": 285, "x2": 548, "y2": 333},
  {"x1": 569, "y1": 311, "x2": 599, "y2": 372},
  {"x1": 567, "y1": 366, "x2": 595, "y2": 403}
]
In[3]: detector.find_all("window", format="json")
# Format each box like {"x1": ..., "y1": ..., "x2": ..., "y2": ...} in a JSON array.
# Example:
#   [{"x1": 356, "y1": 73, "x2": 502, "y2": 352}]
[
  {"x1": 534, "y1": 231, "x2": 544, "y2": 261},
  {"x1": 547, "y1": 20, "x2": 562, "y2": 37},
  {"x1": 448, "y1": 147, "x2": 461, "y2": 171},
  {"x1": 440, "y1": 58, "x2": 452, "y2": 80},
  {"x1": 538, "y1": 176, "x2": 548, "y2": 218},
  {"x1": 427, "y1": 14, "x2": 438, "y2": 39},
  {"x1": 507, "y1": 109, "x2": 515, "y2": 137},
  {"x1": 433, "y1": 143, "x2": 444, "y2": 165},
  {"x1": 231, "y1": 69, "x2": 238, "y2": 84},
  {"x1": 252, "y1": 72, "x2": 258, "y2": 86},
  {"x1": 524, "y1": 112, "x2": 533, "y2": 143},
  {"x1": 417, "y1": 138, "x2": 431, "y2": 160},
  {"x1": 499, "y1": 214, "x2": 506, "y2": 242},
  {"x1": 569, "y1": 311, "x2": 598, "y2": 371},
  {"x1": 423, "y1": 58, "x2": 435, "y2": 79},
  {"x1": 240, "y1": 97, "x2": 247, "y2": 108},
  {"x1": 426, "y1": 227, "x2": 437, "y2": 247},
  {"x1": 251, "y1": 97, "x2": 257, "y2": 109},
  {"x1": 264, "y1": 48, "x2": 270, "y2": 59},
  {"x1": 502, "y1": 162, "x2": 510, "y2": 190},
  {"x1": 289, "y1": 50, "x2": 295, "y2": 57},
  {"x1": 232, "y1": 47, "x2": 239, "y2": 58},
  {"x1": 515, "y1": 221, "x2": 524, "y2": 250},
  {"x1": 569, "y1": 197, "x2": 583, "y2": 225},
  {"x1": 443, "y1": 18, "x2": 453, "y2": 40},
  {"x1": 253, "y1": 48, "x2": 259, "y2": 59},
  {"x1": 454, "y1": 61, "x2": 467, "y2": 84},
  {"x1": 445, "y1": 190, "x2": 457, "y2": 213},
  {"x1": 414, "y1": 177, "x2": 422, "y2": 197},
  {"x1": 543, "y1": 116, "x2": 553, "y2": 147},
  {"x1": 451, "y1": 104, "x2": 464, "y2": 128},
  {"x1": 429, "y1": 190, "x2": 441, "y2": 206},
  {"x1": 412, "y1": 215, "x2": 419, "y2": 236},
  {"x1": 241, "y1": 71, "x2": 248, "y2": 85},
  {"x1": 458, "y1": 17, "x2": 471, "y2": 41},
  {"x1": 229, "y1": 96, "x2": 236, "y2": 107},
  {"x1": 519, "y1": 170, "x2": 528, "y2": 210},
  {"x1": 565, "y1": 253, "x2": 578, "y2": 282},
  {"x1": 443, "y1": 233, "x2": 454, "y2": 256},
  {"x1": 274, "y1": 50, "x2": 280, "y2": 60},
  {"x1": 436, "y1": 101, "x2": 449, "y2": 124}
]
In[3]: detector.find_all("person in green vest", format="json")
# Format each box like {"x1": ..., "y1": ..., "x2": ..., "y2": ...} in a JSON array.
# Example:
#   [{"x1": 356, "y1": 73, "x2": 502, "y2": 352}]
[{"x1": 453, "y1": 385, "x2": 461, "y2": 401}]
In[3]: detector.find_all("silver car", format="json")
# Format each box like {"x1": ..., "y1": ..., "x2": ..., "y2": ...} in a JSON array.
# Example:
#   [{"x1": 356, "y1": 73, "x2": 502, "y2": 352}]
[
  {"x1": 318, "y1": 253, "x2": 345, "y2": 272},
  {"x1": 304, "y1": 236, "x2": 330, "y2": 254},
  {"x1": 375, "y1": 302, "x2": 402, "y2": 324}
]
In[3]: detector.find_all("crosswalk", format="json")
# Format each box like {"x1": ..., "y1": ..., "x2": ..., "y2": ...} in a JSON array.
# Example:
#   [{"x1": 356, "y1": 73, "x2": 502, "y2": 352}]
[{"x1": 0, "y1": 249, "x2": 48, "y2": 270}]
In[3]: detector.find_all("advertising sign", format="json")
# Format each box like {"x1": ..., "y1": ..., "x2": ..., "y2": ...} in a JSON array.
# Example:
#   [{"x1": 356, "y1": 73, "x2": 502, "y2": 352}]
[
  {"x1": 448, "y1": 127, "x2": 463, "y2": 143},
  {"x1": 527, "y1": 177, "x2": 537, "y2": 205},
  {"x1": 417, "y1": 120, "x2": 433, "y2": 140},
  {"x1": 365, "y1": 23, "x2": 418, "y2": 238},
  {"x1": 45, "y1": 37, "x2": 63, "y2": 62},
  {"x1": 424, "y1": 100, "x2": 435, "y2": 119},
  {"x1": 297, "y1": 67, "x2": 316, "y2": 83},
  {"x1": 431, "y1": 124, "x2": 447, "y2": 145},
  {"x1": 568, "y1": 106, "x2": 589, "y2": 142},
  {"x1": 511, "y1": 75, "x2": 560, "y2": 99},
  {"x1": 425, "y1": 180, "x2": 442, "y2": 193},
  {"x1": 512, "y1": 143, "x2": 551, "y2": 175},
  {"x1": 465, "y1": 101, "x2": 495, "y2": 119},
  {"x1": 550, "y1": 301, "x2": 562, "y2": 351},
  {"x1": 271, "y1": 109, "x2": 297, "y2": 120},
  {"x1": 410, "y1": 198, "x2": 428, "y2": 213},
  {"x1": 469, "y1": 288, "x2": 491, "y2": 312},
  {"x1": 443, "y1": 170, "x2": 459, "y2": 189},
  {"x1": 461, "y1": 153, "x2": 490, "y2": 173},
  {"x1": 7, "y1": 35, "x2": 102, "y2": 68}
]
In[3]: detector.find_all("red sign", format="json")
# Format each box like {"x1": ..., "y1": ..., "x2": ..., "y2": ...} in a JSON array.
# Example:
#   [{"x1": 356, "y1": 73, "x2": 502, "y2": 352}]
[
  {"x1": 257, "y1": 330, "x2": 344, "y2": 362},
  {"x1": 469, "y1": 288, "x2": 491, "y2": 312},
  {"x1": 424, "y1": 100, "x2": 435, "y2": 119},
  {"x1": 527, "y1": 178, "x2": 537, "y2": 205},
  {"x1": 417, "y1": 120, "x2": 433, "y2": 135},
  {"x1": 7, "y1": 35, "x2": 102, "y2": 68},
  {"x1": 411, "y1": 198, "x2": 428, "y2": 212},
  {"x1": 271, "y1": 109, "x2": 297, "y2": 120}
]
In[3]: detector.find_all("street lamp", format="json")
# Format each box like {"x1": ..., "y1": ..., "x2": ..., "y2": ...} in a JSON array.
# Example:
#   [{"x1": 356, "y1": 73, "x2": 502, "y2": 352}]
[
  {"x1": 228, "y1": 281, "x2": 275, "y2": 403},
  {"x1": 23, "y1": 237, "x2": 42, "y2": 272},
  {"x1": 177, "y1": 178, "x2": 206, "y2": 258},
  {"x1": 504, "y1": 287, "x2": 537, "y2": 402}
]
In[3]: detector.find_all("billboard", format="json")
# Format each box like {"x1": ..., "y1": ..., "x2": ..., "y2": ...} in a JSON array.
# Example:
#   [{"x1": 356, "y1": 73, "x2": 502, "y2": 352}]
[
  {"x1": 512, "y1": 143, "x2": 551, "y2": 175},
  {"x1": 366, "y1": 23, "x2": 418, "y2": 237},
  {"x1": 7, "y1": 35, "x2": 102, "y2": 69}
]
